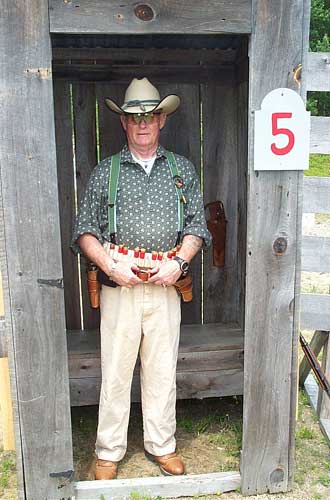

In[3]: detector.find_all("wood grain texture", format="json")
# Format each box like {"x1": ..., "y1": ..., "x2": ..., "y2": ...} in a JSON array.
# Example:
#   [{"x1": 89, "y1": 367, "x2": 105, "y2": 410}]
[
  {"x1": 236, "y1": 77, "x2": 248, "y2": 328},
  {"x1": 300, "y1": 294, "x2": 330, "y2": 330},
  {"x1": 316, "y1": 335, "x2": 330, "y2": 419},
  {"x1": 303, "y1": 177, "x2": 330, "y2": 214},
  {"x1": 53, "y1": 80, "x2": 81, "y2": 329},
  {"x1": 241, "y1": 0, "x2": 308, "y2": 494},
  {"x1": 49, "y1": 0, "x2": 252, "y2": 35},
  {"x1": 69, "y1": 368, "x2": 244, "y2": 406},
  {"x1": 305, "y1": 373, "x2": 330, "y2": 445},
  {"x1": 299, "y1": 330, "x2": 328, "y2": 386},
  {"x1": 74, "y1": 471, "x2": 241, "y2": 500},
  {"x1": 202, "y1": 81, "x2": 239, "y2": 324},
  {"x1": 310, "y1": 117, "x2": 330, "y2": 154},
  {"x1": 302, "y1": 236, "x2": 330, "y2": 272},
  {"x1": 0, "y1": 1, "x2": 73, "y2": 497},
  {"x1": 306, "y1": 52, "x2": 330, "y2": 91},
  {"x1": 73, "y1": 82, "x2": 100, "y2": 330}
]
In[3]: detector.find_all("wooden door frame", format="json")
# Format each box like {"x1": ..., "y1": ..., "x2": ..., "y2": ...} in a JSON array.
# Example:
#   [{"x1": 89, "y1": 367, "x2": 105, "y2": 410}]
[{"x1": 1, "y1": 0, "x2": 310, "y2": 498}]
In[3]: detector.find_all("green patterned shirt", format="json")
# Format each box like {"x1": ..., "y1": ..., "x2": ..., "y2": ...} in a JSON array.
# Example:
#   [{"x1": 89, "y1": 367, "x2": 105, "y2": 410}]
[{"x1": 72, "y1": 144, "x2": 211, "y2": 253}]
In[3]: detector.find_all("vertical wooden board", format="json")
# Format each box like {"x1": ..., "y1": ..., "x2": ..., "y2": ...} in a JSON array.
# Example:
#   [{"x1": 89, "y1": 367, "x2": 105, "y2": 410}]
[
  {"x1": 53, "y1": 80, "x2": 81, "y2": 330},
  {"x1": 73, "y1": 82, "x2": 100, "y2": 330},
  {"x1": 96, "y1": 83, "x2": 126, "y2": 159},
  {"x1": 159, "y1": 83, "x2": 201, "y2": 324},
  {"x1": 202, "y1": 81, "x2": 239, "y2": 324},
  {"x1": 236, "y1": 78, "x2": 248, "y2": 328},
  {"x1": 241, "y1": 0, "x2": 308, "y2": 495},
  {"x1": 0, "y1": 1, "x2": 74, "y2": 498}
]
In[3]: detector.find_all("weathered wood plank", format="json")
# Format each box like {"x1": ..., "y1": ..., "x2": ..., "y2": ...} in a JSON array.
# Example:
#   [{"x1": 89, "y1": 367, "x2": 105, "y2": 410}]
[
  {"x1": 310, "y1": 117, "x2": 330, "y2": 154},
  {"x1": 299, "y1": 330, "x2": 328, "y2": 386},
  {"x1": 242, "y1": 0, "x2": 308, "y2": 494},
  {"x1": 317, "y1": 335, "x2": 330, "y2": 419},
  {"x1": 52, "y1": 47, "x2": 238, "y2": 65},
  {"x1": 300, "y1": 294, "x2": 330, "y2": 330},
  {"x1": 53, "y1": 80, "x2": 81, "y2": 329},
  {"x1": 53, "y1": 64, "x2": 235, "y2": 85},
  {"x1": 69, "y1": 348, "x2": 244, "y2": 379},
  {"x1": 202, "y1": 80, "x2": 239, "y2": 324},
  {"x1": 305, "y1": 52, "x2": 330, "y2": 91},
  {"x1": 303, "y1": 177, "x2": 330, "y2": 214},
  {"x1": 302, "y1": 236, "x2": 330, "y2": 272},
  {"x1": 67, "y1": 323, "x2": 244, "y2": 353},
  {"x1": 74, "y1": 471, "x2": 241, "y2": 500},
  {"x1": 69, "y1": 368, "x2": 244, "y2": 406},
  {"x1": 49, "y1": 0, "x2": 252, "y2": 34},
  {"x1": 0, "y1": 1, "x2": 73, "y2": 497},
  {"x1": 304, "y1": 374, "x2": 330, "y2": 446},
  {"x1": 73, "y1": 82, "x2": 100, "y2": 330}
]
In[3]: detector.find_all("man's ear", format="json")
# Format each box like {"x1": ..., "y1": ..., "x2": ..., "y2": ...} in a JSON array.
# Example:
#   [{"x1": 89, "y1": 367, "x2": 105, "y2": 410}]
[
  {"x1": 120, "y1": 115, "x2": 127, "y2": 131},
  {"x1": 159, "y1": 113, "x2": 167, "y2": 130}
]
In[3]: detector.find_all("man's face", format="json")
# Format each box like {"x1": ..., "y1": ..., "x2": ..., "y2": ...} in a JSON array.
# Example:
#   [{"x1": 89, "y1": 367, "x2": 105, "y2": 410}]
[{"x1": 120, "y1": 112, "x2": 167, "y2": 152}]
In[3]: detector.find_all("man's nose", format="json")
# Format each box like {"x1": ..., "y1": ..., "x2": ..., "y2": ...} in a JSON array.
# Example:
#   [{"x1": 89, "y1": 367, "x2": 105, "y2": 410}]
[{"x1": 138, "y1": 119, "x2": 147, "y2": 128}]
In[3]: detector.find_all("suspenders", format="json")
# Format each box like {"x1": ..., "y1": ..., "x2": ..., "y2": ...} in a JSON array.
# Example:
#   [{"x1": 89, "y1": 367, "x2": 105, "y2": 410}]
[{"x1": 107, "y1": 151, "x2": 185, "y2": 245}]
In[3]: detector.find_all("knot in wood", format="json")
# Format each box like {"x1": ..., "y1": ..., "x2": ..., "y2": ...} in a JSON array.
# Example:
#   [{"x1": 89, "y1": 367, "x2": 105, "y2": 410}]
[
  {"x1": 273, "y1": 237, "x2": 287, "y2": 256},
  {"x1": 270, "y1": 466, "x2": 284, "y2": 484},
  {"x1": 134, "y1": 4, "x2": 154, "y2": 21}
]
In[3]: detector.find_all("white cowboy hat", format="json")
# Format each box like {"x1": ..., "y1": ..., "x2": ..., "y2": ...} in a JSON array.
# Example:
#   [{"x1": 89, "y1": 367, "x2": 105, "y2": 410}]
[{"x1": 105, "y1": 77, "x2": 180, "y2": 115}]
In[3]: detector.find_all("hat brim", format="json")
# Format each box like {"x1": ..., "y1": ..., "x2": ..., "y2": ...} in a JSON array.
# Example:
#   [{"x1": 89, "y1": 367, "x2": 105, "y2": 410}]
[{"x1": 105, "y1": 94, "x2": 180, "y2": 116}]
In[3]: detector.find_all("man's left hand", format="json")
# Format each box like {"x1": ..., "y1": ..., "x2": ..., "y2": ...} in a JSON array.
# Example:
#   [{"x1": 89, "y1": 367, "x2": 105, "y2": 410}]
[{"x1": 148, "y1": 260, "x2": 182, "y2": 286}]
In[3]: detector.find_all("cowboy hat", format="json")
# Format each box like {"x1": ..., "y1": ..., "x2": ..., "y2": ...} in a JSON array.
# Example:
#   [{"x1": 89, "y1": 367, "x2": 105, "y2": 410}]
[{"x1": 105, "y1": 77, "x2": 180, "y2": 115}]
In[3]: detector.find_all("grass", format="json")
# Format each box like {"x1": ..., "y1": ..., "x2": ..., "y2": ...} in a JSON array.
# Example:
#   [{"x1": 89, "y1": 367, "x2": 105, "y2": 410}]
[
  {"x1": 0, "y1": 451, "x2": 16, "y2": 499},
  {"x1": 305, "y1": 154, "x2": 330, "y2": 177}
]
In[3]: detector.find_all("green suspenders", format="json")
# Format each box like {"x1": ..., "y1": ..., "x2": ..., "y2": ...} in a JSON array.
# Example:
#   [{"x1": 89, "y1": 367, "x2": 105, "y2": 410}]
[{"x1": 108, "y1": 150, "x2": 185, "y2": 244}]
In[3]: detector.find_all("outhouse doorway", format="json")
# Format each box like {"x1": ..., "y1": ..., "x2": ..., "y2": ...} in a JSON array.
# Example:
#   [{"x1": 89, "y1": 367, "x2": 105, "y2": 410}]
[
  {"x1": 52, "y1": 33, "x2": 248, "y2": 406},
  {"x1": 2, "y1": 1, "x2": 308, "y2": 498}
]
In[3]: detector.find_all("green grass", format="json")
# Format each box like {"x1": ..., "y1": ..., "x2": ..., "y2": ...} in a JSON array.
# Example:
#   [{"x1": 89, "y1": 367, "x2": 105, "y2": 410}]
[
  {"x1": 305, "y1": 154, "x2": 330, "y2": 177},
  {"x1": 0, "y1": 453, "x2": 15, "y2": 491}
]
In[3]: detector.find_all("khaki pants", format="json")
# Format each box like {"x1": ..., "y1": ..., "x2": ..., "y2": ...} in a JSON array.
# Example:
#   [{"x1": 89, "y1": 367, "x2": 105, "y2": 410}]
[{"x1": 95, "y1": 282, "x2": 181, "y2": 461}]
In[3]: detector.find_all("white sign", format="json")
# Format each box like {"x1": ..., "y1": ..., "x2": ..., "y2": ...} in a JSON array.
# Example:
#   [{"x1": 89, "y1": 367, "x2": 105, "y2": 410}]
[{"x1": 254, "y1": 88, "x2": 310, "y2": 171}]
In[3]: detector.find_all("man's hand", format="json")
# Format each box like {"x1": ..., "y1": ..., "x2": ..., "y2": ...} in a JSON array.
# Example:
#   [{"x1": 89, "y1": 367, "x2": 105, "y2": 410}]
[
  {"x1": 110, "y1": 262, "x2": 143, "y2": 288},
  {"x1": 148, "y1": 260, "x2": 182, "y2": 286}
]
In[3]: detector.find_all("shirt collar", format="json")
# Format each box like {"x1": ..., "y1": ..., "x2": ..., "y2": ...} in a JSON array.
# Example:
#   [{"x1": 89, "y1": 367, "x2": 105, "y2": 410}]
[{"x1": 120, "y1": 144, "x2": 167, "y2": 164}]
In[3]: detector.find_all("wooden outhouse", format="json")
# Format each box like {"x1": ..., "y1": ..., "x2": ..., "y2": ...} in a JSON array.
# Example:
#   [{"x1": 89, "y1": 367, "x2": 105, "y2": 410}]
[{"x1": 0, "y1": 1, "x2": 313, "y2": 498}]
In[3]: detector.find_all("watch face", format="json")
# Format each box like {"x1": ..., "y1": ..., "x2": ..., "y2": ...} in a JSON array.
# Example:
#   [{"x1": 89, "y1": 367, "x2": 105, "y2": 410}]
[{"x1": 181, "y1": 261, "x2": 189, "y2": 272}]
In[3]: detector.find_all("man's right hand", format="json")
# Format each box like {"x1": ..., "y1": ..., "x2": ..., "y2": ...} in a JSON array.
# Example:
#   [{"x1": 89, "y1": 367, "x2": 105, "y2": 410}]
[{"x1": 109, "y1": 261, "x2": 142, "y2": 288}]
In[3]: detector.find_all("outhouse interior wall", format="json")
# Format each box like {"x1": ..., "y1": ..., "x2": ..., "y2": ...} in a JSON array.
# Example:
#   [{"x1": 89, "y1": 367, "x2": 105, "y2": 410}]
[{"x1": 51, "y1": 34, "x2": 248, "y2": 333}]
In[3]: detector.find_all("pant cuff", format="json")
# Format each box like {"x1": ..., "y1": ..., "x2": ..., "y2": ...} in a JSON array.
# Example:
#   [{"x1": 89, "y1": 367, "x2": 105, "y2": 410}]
[
  {"x1": 144, "y1": 441, "x2": 176, "y2": 457},
  {"x1": 95, "y1": 446, "x2": 126, "y2": 462}
]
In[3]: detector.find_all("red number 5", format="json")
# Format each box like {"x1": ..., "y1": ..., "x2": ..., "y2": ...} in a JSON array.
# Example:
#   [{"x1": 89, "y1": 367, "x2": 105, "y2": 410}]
[{"x1": 271, "y1": 112, "x2": 295, "y2": 155}]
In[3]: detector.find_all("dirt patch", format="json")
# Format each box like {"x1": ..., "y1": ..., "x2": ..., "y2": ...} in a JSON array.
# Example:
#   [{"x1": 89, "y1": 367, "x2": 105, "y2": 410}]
[{"x1": 72, "y1": 396, "x2": 242, "y2": 481}]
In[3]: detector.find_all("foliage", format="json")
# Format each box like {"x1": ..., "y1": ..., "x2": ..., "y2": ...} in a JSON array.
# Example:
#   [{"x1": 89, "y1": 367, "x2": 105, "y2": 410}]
[{"x1": 307, "y1": 1, "x2": 330, "y2": 116}]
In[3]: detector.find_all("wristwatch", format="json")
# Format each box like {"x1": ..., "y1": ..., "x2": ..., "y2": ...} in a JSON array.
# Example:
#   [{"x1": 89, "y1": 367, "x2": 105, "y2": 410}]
[{"x1": 173, "y1": 256, "x2": 189, "y2": 277}]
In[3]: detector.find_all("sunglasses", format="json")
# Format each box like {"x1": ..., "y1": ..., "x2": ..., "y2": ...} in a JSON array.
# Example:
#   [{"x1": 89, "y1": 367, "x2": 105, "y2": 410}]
[{"x1": 127, "y1": 112, "x2": 159, "y2": 124}]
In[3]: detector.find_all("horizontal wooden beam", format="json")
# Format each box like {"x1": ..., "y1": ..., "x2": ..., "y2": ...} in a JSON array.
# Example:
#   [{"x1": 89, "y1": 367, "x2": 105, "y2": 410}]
[
  {"x1": 302, "y1": 236, "x2": 330, "y2": 272},
  {"x1": 305, "y1": 52, "x2": 330, "y2": 91},
  {"x1": 69, "y1": 368, "x2": 244, "y2": 406},
  {"x1": 52, "y1": 47, "x2": 238, "y2": 65},
  {"x1": 74, "y1": 471, "x2": 241, "y2": 500},
  {"x1": 310, "y1": 117, "x2": 330, "y2": 154},
  {"x1": 303, "y1": 177, "x2": 330, "y2": 214},
  {"x1": 300, "y1": 294, "x2": 330, "y2": 330},
  {"x1": 52, "y1": 64, "x2": 235, "y2": 84},
  {"x1": 49, "y1": 0, "x2": 252, "y2": 34}
]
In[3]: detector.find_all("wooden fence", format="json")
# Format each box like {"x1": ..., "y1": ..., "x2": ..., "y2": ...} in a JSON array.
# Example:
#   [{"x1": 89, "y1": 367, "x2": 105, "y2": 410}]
[{"x1": 300, "y1": 50, "x2": 330, "y2": 443}]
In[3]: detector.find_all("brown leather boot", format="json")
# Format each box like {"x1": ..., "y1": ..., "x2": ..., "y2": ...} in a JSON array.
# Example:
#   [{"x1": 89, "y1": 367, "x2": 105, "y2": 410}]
[
  {"x1": 145, "y1": 451, "x2": 185, "y2": 476},
  {"x1": 95, "y1": 458, "x2": 118, "y2": 480}
]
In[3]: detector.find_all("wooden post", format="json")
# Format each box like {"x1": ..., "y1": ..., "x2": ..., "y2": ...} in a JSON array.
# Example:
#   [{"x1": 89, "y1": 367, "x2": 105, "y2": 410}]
[
  {"x1": 0, "y1": 1, "x2": 74, "y2": 498},
  {"x1": 241, "y1": 0, "x2": 310, "y2": 495}
]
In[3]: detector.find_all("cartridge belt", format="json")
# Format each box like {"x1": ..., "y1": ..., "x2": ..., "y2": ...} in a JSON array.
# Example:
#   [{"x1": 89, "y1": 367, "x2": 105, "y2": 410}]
[{"x1": 103, "y1": 242, "x2": 182, "y2": 269}]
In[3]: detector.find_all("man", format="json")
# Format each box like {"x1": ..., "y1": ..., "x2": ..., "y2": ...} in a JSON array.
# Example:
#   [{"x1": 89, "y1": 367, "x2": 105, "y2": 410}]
[{"x1": 72, "y1": 77, "x2": 211, "y2": 480}]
